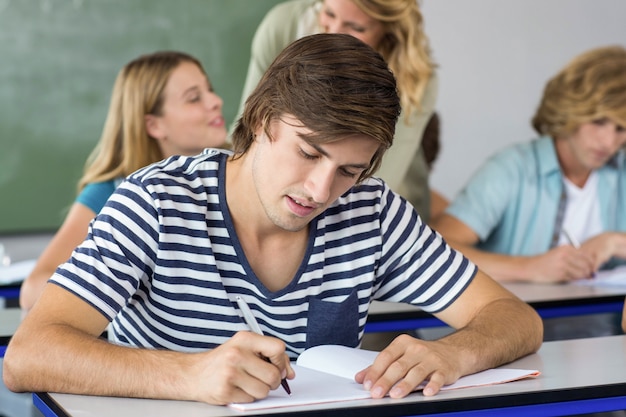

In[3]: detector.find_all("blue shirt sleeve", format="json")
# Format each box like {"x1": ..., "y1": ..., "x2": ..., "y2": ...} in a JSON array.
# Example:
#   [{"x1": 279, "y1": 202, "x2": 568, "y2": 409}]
[
  {"x1": 446, "y1": 152, "x2": 518, "y2": 241},
  {"x1": 75, "y1": 180, "x2": 117, "y2": 214},
  {"x1": 445, "y1": 137, "x2": 563, "y2": 256}
]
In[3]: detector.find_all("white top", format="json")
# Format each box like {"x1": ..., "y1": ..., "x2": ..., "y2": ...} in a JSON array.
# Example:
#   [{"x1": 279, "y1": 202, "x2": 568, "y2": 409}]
[{"x1": 559, "y1": 171, "x2": 603, "y2": 246}]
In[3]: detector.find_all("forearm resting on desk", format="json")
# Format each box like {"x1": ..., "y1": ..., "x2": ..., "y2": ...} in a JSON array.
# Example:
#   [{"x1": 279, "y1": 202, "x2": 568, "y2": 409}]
[
  {"x1": 434, "y1": 270, "x2": 543, "y2": 377},
  {"x1": 4, "y1": 285, "x2": 293, "y2": 405},
  {"x1": 5, "y1": 286, "x2": 190, "y2": 399},
  {"x1": 581, "y1": 232, "x2": 626, "y2": 269},
  {"x1": 431, "y1": 214, "x2": 594, "y2": 283},
  {"x1": 4, "y1": 326, "x2": 199, "y2": 399},
  {"x1": 443, "y1": 241, "x2": 596, "y2": 283},
  {"x1": 439, "y1": 297, "x2": 543, "y2": 371},
  {"x1": 356, "y1": 273, "x2": 542, "y2": 399}
]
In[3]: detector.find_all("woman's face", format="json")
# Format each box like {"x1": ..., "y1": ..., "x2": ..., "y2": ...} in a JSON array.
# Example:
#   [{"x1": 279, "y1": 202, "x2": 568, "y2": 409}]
[
  {"x1": 319, "y1": 0, "x2": 385, "y2": 50},
  {"x1": 147, "y1": 61, "x2": 227, "y2": 157}
]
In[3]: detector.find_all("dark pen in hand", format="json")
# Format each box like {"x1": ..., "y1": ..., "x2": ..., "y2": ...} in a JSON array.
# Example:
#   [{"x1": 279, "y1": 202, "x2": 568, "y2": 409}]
[{"x1": 235, "y1": 296, "x2": 292, "y2": 395}]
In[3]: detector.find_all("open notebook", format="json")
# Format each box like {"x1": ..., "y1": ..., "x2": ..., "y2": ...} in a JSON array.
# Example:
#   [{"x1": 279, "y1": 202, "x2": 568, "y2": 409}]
[
  {"x1": 229, "y1": 345, "x2": 540, "y2": 411},
  {"x1": 574, "y1": 265, "x2": 626, "y2": 287}
]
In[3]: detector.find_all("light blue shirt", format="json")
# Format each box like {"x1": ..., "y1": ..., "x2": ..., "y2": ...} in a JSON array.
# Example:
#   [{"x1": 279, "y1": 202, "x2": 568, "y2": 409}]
[{"x1": 446, "y1": 136, "x2": 626, "y2": 264}]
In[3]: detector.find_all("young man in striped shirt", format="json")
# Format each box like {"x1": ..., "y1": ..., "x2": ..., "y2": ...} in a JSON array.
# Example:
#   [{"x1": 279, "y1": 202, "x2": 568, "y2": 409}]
[{"x1": 4, "y1": 33, "x2": 542, "y2": 405}]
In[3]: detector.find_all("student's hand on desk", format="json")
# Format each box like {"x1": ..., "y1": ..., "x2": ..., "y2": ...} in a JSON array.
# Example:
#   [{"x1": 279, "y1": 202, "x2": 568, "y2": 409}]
[
  {"x1": 581, "y1": 232, "x2": 626, "y2": 270},
  {"x1": 526, "y1": 245, "x2": 595, "y2": 282},
  {"x1": 196, "y1": 331, "x2": 294, "y2": 405},
  {"x1": 354, "y1": 334, "x2": 462, "y2": 399}
]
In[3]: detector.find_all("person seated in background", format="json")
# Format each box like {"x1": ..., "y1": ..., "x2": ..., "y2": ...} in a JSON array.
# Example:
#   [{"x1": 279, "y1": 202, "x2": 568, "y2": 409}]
[
  {"x1": 237, "y1": 0, "x2": 439, "y2": 222},
  {"x1": 19, "y1": 51, "x2": 227, "y2": 310},
  {"x1": 3, "y1": 34, "x2": 542, "y2": 405},
  {"x1": 432, "y1": 45, "x2": 626, "y2": 284}
]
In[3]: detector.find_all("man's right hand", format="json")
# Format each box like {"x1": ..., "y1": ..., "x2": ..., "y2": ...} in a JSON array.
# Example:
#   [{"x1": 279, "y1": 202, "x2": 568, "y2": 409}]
[
  {"x1": 526, "y1": 245, "x2": 595, "y2": 283},
  {"x1": 192, "y1": 331, "x2": 294, "y2": 405}
]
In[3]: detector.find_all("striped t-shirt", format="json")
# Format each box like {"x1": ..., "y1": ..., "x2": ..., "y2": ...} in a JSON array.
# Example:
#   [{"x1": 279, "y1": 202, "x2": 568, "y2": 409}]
[{"x1": 51, "y1": 149, "x2": 476, "y2": 358}]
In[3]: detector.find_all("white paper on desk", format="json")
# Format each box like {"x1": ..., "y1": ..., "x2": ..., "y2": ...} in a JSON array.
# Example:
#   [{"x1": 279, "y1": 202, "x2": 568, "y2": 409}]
[
  {"x1": 574, "y1": 265, "x2": 626, "y2": 287},
  {"x1": 0, "y1": 259, "x2": 36, "y2": 285},
  {"x1": 229, "y1": 364, "x2": 372, "y2": 411},
  {"x1": 229, "y1": 345, "x2": 540, "y2": 411}
]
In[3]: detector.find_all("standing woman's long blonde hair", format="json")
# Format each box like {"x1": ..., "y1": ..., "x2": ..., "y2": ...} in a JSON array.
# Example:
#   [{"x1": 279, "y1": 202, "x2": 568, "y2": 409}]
[
  {"x1": 351, "y1": 0, "x2": 435, "y2": 120},
  {"x1": 78, "y1": 51, "x2": 205, "y2": 192}
]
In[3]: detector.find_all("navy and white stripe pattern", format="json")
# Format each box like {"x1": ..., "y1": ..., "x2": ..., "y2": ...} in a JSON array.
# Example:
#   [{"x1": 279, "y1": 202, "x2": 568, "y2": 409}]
[{"x1": 51, "y1": 149, "x2": 476, "y2": 358}]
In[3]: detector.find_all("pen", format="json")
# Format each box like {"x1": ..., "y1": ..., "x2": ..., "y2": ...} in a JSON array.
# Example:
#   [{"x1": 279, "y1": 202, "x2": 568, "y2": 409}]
[
  {"x1": 563, "y1": 228, "x2": 596, "y2": 279},
  {"x1": 562, "y1": 228, "x2": 581, "y2": 249},
  {"x1": 235, "y1": 296, "x2": 292, "y2": 395}
]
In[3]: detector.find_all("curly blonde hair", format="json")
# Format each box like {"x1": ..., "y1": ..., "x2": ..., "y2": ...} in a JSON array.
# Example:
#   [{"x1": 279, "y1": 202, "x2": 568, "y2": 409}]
[
  {"x1": 351, "y1": 0, "x2": 435, "y2": 121},
  {"x1": 532, "y1": 45, "x2": 626, "y2": 139}
]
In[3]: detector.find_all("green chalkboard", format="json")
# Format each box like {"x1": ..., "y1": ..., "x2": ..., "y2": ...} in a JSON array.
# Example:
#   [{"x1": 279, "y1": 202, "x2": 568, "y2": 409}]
[{"x1": 0, "y1": 0, "x2": 283, "y2": 234}]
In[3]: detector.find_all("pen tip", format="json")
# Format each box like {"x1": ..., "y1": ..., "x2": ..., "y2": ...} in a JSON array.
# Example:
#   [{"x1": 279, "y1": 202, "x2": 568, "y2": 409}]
[{"x1": 282, "y1": 380, "x2": 292, "y2": 395}]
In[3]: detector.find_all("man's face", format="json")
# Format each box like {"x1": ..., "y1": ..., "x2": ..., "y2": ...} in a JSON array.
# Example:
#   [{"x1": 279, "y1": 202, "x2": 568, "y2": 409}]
[
  {"x1": 562, "y1": 118, "x2": 626, "y2": 172},
  {"x1": 250, "y1": 114, "x2": 379, "y2": 232}
]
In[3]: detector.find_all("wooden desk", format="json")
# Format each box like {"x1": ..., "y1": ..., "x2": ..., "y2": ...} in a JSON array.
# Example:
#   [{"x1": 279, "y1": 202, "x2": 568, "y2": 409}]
[
  {"x1": 0, "y1": 308, "x2": 23, "y2": 357},
  {"x1": 366, "y1": 282, "x2": 626, "y2": 332},
  {"x1": 33, "y1": 335, "x2": 626, "y2": 416}
]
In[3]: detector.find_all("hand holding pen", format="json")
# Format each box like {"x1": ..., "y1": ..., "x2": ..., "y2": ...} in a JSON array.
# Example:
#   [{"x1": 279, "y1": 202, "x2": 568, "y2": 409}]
[
  {"x1": 236, "y1": 296, "x2": 292, "y2": 395},
  {"x1": 563, "y1": 228, "x2": 597, "y2": 279}
]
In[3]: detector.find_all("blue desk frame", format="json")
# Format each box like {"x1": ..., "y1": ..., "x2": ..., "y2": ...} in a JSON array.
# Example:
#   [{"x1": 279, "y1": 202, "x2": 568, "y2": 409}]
[
  {"x1": 0, "y1": 285, "x2": 20, "y2": 300},
  {"x1": 33, "y1": 389, "x2": 626, "y2": 417}
]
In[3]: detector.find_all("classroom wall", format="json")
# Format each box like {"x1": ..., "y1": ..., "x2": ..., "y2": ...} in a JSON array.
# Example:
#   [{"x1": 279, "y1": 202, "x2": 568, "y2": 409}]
[{"x1": 421, "y1": 0, "x2": 626, "y2": 200}]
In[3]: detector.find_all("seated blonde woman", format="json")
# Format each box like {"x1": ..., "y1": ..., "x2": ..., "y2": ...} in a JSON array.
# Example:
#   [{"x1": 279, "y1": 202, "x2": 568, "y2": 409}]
[{"x1": 20, "y1": 51, "x2": 228, "y2": 310}]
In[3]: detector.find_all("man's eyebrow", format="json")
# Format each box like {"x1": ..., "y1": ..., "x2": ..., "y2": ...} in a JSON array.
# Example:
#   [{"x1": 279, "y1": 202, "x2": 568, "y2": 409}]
[
  {"x1": 309, "y1": 142, "x2": 371, "y2": 170},
  {"x1": 308, "y1": 142, "x2": 329, "y2": 157}
]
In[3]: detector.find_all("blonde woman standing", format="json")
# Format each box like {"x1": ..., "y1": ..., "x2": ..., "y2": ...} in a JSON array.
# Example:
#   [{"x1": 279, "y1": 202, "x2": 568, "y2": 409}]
[
  {"x1": 237, "y1": 0, "x2": 438, "y2": 221},
  {"x1": 20, "y1": 51, "x2": 227, "y2": 309}
]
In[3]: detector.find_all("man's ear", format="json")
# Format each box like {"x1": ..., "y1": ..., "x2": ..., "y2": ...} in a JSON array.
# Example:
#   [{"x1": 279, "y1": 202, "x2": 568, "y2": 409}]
[
  {"x1": 145, "y1": 114, "x2": 165, "y2": 140},
  {"x1": 254, "y1": 121, "x2": 268, "y2": 143}
]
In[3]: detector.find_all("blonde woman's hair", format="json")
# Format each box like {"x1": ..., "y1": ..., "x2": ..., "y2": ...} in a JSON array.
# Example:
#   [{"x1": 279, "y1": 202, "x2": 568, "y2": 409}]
[
  {"x1": 352, "y1": 0, "x2": 435, "y2": 121},
  {"x1": 78, "y1": 51, "x2": 206, "y2": 192},
  {"x1": 532, "y1": 45, "x2": 626, "y2": 139}
]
